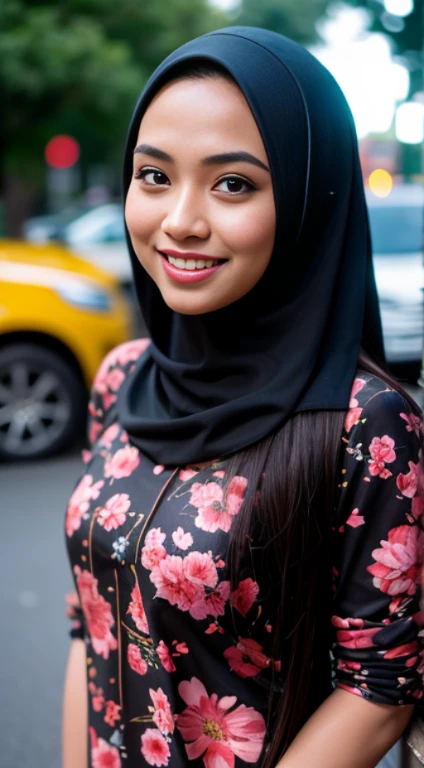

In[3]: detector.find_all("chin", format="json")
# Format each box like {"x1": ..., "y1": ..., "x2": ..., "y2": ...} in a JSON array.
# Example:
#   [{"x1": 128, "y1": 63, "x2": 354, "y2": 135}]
[{"x1": 160, "y1": 291, "x2": 228, "y2": 316}]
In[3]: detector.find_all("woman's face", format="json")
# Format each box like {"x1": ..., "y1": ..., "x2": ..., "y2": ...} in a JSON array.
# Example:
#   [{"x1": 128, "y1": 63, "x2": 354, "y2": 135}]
[{"x1": 125, "y1": 75, "x2": 276, "y2": 315}]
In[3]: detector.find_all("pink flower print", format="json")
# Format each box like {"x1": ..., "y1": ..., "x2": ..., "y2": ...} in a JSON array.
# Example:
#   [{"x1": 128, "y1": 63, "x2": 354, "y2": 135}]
[
  {"x1": 140, "y1": 729, "x2": 170, "y2": 767},
  {"x1": 157, "y1": 640, "x2": 177, "y2": 673},
  {"x1": 334, "y1": 626, "x2": 380, "y2": 649},
  {"x1": 350, "y1": 378, "x2": 366, "y2": 407},
  {"x1": 105, "y1": 367, "x2": 125, "y2": 393},
  {"x1": 224, "y1": 638, "x2": 270, "y2": 678},
  {"x1": 226, "y1": 476, "x2": 248, "y2": 516},
  {"x1": 412, "y1": 494, "x2": 424, "y2": 522},
  {"x1": 153, "y1": 464, "x2": 165, "y2": 475},
  {"x1": 82, "y1": 449, "x2": 92, "y2": 463},
  {"x1": 150, "y1": 687, "x2": 175, "y2": 735},
  {"x1": 127, "y1": 643, "x2": 148, "y2": 675},
  {"x1": 120, "y1": 430, "x2": 129, "y2": 443},
  {"x1": 213, "y1": 470, "x2": 226, "y2": 479},
  {"x1": 90, "y1": 727, "x2": 121, "y2": 768},
  {"x1": 184, "y1": 551, "x2": 218, "y2": 589},
  {"x1": 97, "y1": 493, "x2": 131, "y2": 532},
  {"x1": 66, "y1": 474, "x2": 104, "y2": 537},
  {"x1": 368, "y1": 435, "x2": 396, "y2": 478},
  {"x1": 345, "y1": 508, "x2": 365, "y2": 528},
  {"x1": 344, "y1": 407, "x2": 363, "y2": 433},
  {"x1": 172, "y1": 527, "x2": 193, "y2": 551},
  {"x1": 104, "y1": 445, "x2": 140, "y2": 480},
  {"x1": 176, "y1": 677, "x2": 266, "y2": 766},
  {"x1": 100, "y1": 423, "x2": 120, "y2": 449},
  {"x1": 189, "y1": 581, "x2": 231, "y2": 620},
  {"x1": 142, "y1": 528, "x2": 167, "y2": 570},
  {"x1": 104, "y1": 700, "x2": 121, "y2": 727},
  {"x1": 114, "y1": 338, "x2": 150, "y2": 367},
  {"x1": 75, "y1": 568, "x2": 117, "y2": 659},
  {"x1": 231, "y1": 578, "x2": 259, "y2": 617},
  {"x1": 179, "y1": 467, "x2": 198, "y2": 482},
  {"x1": 400, "y1": 412, "x2": 422, "y2": 437},
  {"x1": 89, "y1": 419, "x2": 103, "y2": 446},
  {"x1": 397, "y1": 462, "x2": 419, "y2": 499},
  {"x1": 92, "y1": 693, "x2": 105, "y2": 712},
  {"x1": 127, "y1": 582, "x2": 149, "y2": 634},
  {"x1": 367, "y1": 525, "x2": 420, "y2": 597},
  {"x1": 150, "y1": 556, "x2": 204, "y2": 612}
]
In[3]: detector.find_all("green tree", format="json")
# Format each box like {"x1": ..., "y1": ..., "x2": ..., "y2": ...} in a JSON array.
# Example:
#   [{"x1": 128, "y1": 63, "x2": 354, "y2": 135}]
[
  {"x1": 0, "y1": 0, "x2": 228, "y2": 234},
  {"x1": 232, "y1": 0, "x2": 333, "y2": 44}
]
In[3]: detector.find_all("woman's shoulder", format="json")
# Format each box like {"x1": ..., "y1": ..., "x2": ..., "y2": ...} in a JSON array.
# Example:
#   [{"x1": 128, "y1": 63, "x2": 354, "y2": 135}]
[
  {"x1": 345, "y1": 368, "x2": 422, "y2": 437},
  {"x1": 88, "y1": 338, "x2": 150, "y2": 444}
]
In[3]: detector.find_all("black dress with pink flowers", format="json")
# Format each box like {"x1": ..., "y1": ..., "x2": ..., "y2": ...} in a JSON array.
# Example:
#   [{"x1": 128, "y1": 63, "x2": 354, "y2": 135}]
[{"x1": 65, "y1": 340, "x2": 424, "y2": 768}]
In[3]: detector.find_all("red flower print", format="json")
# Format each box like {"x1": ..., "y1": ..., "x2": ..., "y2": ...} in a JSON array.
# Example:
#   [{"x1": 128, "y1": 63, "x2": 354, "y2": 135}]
[
  {"x1": 383, "y1": 641, "x2": 420, "y2": 660},
  {"x1": 149, "y1": 687, "x2": 175, "y2": 735},
  {"x1": 397, "y1": 462, "x2": 419, "y2": 499},
  {"x1": 176, "y1": 677, "x2": 266, "y2": 767},
  {"x1": 89, "y1": 419, "x2": 103, "y2": 445},
  {"x1": 224, "y1": 638, "x2": 271, "y2": 678},
  {"x1": 368, "y1": 435, "x2": 396, "y2": 479},
  {"x1": 142, "y1": 528, "x2": 167, "y2": 570},
  {"x1": 367, "y1": 525, "x2": 420, "y2": 597},
  {"x1": 344, "y1": 378, "x2": 366, "y2": 432},
  {"x1": 75, "y1": 568, "x2": 117, "y2": 659},
  {"x1": 93, "y1": 693, "x2": 105, "y2": 712},
  {"x1": 127, "y1": 643, "x2": 148, "y2": 675},
  {"x1": 334, "y1": 627, "x2": 380, "y2": 649},
  {"x1": 90, "y1": 727, "x2": 121, "y2": 768},
  {"x1": 104, "y1": 445, "x2": 140, "y2": 480},
  {"x1": 345, "y1": 508, "x2": 365, "y2": 528},
  {"x1": 189, "y1": 581, "x2": 231, "y2": 620},
  {"x1": 104, "y1": 700, "x2": 121, "y2": 727},
  {"x1": 172, "y1": 527, "x2": 193, "y2": 551},
  {"x1": 412, "y1": 495, "x2": 424, "y2": 522},
  {"x1": 226, "y1": 476, "x2": 248, "y2": 516},
  {"x1": 140, "y1": 729, "x2": 170, "y2": 767},
  {"x1": 231, "y1": 578, "x2": 259, "y2": 617},
  {"x1": 127, "y1": 582, "x2": 150, "y2": 635},
  {"x1": 156, "y1": 640, "x2": 177, "y2": 673},
  {"x1": 97, "y1": 493, "x2": 131, "y2": 532},
  {"x1": 100, "y1": 423, "x2": 120, "y2": 449},
  {"x1": 66, "y1": 474, "x2": 104, "y2": 537}
]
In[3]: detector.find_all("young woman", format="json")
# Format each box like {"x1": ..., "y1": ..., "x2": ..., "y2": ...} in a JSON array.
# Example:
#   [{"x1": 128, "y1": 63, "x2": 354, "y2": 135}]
[{"x1": 63, "y1": 27, "x2": 423, "y2": 768}]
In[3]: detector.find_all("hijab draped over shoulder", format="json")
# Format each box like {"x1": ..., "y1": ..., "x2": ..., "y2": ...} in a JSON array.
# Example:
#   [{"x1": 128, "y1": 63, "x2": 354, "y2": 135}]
[{"x1": 118, "y1": 26, "x2": 385, "y2": 465}]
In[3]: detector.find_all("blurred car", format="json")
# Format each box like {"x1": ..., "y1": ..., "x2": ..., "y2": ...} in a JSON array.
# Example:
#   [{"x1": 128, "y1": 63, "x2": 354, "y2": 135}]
[
  {"x1": 61, "y1": 203, "x2": 132, "y2": 284},
  {"x1": 366, "y1": 184, "x2": 423, "y2": 367},
  {"x1": 0, "y1": 240, "x2": 132, "y2": 460},
  {"x1": 23, "y1": 202, "x2": 93, "y2": 244}
]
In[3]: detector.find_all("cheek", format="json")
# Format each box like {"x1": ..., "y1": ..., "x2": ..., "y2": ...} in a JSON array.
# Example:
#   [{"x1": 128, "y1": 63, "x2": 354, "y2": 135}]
[
  {"x1": 125, "y1": 184, "x2": 159, "y2": 241},
  {"x1": 219, "y1": 199, "x2": 276, "y2": 261}
]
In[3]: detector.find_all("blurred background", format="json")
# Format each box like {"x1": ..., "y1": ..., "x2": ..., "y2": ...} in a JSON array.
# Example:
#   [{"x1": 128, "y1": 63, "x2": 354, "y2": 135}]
[{"x1": 0, "y1": 1, "x2": 423, "y2": 766}]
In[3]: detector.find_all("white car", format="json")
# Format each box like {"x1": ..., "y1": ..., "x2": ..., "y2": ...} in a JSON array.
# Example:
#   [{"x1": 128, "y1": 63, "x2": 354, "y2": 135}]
[{"x1": 366, "y1": 184, "x2": 423, "y2": 365}]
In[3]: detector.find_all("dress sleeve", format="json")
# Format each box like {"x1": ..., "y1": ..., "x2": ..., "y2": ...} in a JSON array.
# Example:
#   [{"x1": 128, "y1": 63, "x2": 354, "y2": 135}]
[{"x1": 331, "y1": 383, "x2": 424, "y2": 706}]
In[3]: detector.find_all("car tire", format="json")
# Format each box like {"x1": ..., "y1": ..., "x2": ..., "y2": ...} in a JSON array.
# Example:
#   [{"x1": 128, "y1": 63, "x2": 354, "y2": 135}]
[{"x1": 0, "y1": 343, "x2": 87, "y2": 461}]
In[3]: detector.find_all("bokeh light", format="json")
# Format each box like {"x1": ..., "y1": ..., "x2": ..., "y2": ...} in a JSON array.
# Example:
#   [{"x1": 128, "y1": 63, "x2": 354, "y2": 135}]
[
  {"x1": 368, "y1": 169, "x2": 393, "y2": 198},
  {"x1": 45, "y1": 135, "x2": 80, "y2": 169}
]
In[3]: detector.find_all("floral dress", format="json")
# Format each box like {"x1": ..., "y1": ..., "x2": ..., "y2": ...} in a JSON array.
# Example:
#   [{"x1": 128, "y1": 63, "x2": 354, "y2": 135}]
[{"x1": 65, "y1": 340, "x2": 424, "y2": 768}]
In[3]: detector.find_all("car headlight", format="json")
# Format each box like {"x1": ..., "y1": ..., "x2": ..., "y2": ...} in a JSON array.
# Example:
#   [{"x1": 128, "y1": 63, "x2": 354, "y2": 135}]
[{"x1": 56, "y1": 280, "x2": 112, "y2": 311}]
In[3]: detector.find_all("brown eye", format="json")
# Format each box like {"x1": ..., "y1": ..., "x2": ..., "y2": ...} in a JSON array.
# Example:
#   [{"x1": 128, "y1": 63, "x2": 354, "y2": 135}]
[
  {"x1": 135, "y1": 168, "x2": 170, "y2": 185},
  {"x1": 215, "y1": 176, "x2": 255, "y2": 195}
]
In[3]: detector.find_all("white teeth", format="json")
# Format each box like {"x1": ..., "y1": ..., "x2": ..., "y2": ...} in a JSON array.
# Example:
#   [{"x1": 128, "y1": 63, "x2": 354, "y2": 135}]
[{"x1": 165, "y1": 254, "x2": 222, "y2": 270}]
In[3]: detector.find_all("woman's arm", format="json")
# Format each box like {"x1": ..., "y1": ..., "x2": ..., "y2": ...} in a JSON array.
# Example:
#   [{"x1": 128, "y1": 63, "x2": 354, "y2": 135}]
[
  {"x1": 62, "y1": 638, "x2": 88, "y2": 768},
  {"x1": 276, "y1": 687, "x2": 414, "y2": 768}
]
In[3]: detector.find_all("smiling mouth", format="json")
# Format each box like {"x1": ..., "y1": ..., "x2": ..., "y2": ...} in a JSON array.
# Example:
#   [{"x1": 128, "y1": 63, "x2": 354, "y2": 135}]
[{"x1": 159, "y1": 252, "x2": 227, "y2": 271}]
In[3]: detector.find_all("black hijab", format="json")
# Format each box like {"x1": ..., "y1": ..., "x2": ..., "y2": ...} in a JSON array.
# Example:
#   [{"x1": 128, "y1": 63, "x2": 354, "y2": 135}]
[{"x1": 118, "y1": 26, "x2": 385, "y2": 465}]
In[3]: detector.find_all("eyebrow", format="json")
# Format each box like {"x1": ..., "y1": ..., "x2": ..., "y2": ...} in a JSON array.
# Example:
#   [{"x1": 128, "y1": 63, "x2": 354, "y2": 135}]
[{"x1": 133, "y1": 143, "x2": 270, "y2": 173}]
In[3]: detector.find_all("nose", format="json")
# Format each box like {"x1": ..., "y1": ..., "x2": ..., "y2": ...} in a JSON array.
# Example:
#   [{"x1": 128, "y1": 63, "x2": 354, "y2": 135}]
[{"x1": 160, "y1": 187, "x2": 210, "y2": 241}]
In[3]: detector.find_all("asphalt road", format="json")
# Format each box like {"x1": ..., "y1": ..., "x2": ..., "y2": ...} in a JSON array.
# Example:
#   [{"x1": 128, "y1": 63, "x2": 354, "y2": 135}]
[{"x1": 0, "y1": 383, "x2": 421, "y2": 768}]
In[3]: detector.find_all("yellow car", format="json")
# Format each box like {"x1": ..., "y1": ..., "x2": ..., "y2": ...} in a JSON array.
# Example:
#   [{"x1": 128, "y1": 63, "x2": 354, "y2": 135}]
[{"x1": 0, "y1": 240, "x2": 132, "y2": 460}]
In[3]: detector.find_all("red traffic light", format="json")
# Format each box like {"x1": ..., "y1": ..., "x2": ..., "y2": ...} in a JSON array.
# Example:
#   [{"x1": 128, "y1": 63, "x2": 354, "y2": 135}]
[{"x1": 45, "y1": 135, "x2": 80, "y2": 169}]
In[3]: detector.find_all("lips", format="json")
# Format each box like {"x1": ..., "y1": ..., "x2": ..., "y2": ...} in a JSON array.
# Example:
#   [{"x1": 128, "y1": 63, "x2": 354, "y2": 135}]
[{"x1": 158, "y1": 250, "x2": 227, "y2": 284}]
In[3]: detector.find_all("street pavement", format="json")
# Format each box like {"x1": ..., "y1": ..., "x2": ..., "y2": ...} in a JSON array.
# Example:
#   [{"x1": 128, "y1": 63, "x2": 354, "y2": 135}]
[{"x1": 0, "y1": 384, "x2": 421, "y2": 768}]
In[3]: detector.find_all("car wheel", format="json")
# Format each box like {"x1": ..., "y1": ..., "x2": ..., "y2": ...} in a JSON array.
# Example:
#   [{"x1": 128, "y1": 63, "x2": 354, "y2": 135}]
[{"x1": 0, "y1": 343, "x2": 87, "y2": 461}]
